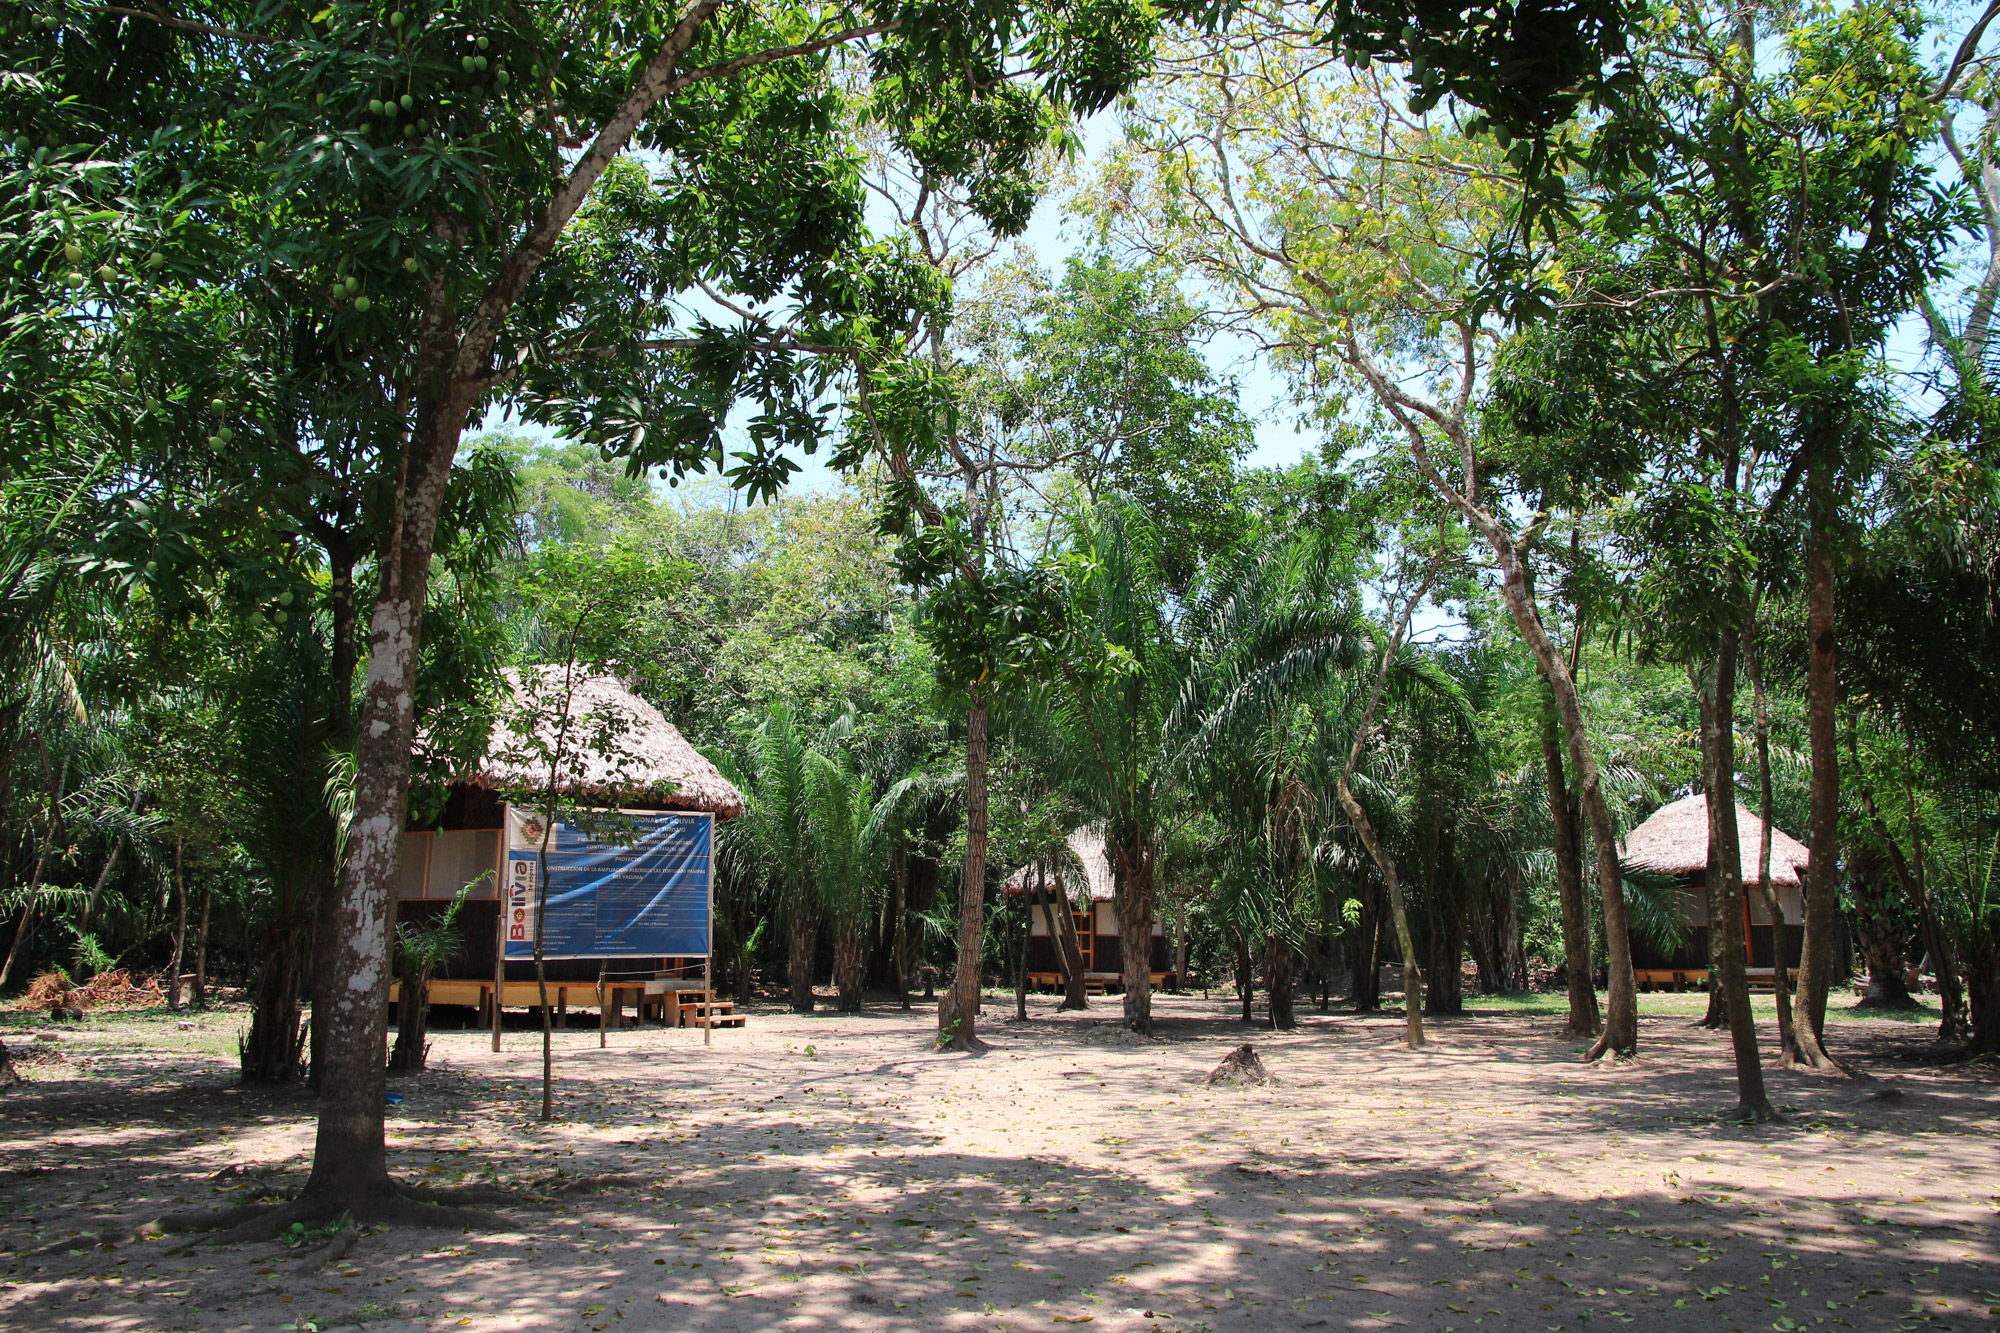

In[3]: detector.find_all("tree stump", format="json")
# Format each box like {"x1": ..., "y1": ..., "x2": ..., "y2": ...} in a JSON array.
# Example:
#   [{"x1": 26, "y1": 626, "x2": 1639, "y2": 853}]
[
  {"x1": 0, "y1": 1034, "x2": 17, "y2": 1088},
  {"x1": 1205, "y1": 1042, "x2": 1276, "y2": 1086}
]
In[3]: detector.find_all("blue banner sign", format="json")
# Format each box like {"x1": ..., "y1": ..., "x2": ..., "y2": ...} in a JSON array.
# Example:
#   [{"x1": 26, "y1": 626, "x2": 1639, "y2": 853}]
[{"x1": 504, "y1": 811, "x2": 711, "y2": 958}]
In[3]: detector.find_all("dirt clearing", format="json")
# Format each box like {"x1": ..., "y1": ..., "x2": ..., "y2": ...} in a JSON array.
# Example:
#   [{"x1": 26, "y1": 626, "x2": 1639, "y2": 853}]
[{"x1": 1, "y1": 994, "x2": 1994, "y2": 1332}]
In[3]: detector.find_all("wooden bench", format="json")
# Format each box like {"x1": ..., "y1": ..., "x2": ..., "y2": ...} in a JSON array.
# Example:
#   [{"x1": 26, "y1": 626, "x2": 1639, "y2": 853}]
[
  {"x1": 673, "y1": 995, "x2": 744, "y2": 1028},
  {"x1": 1025, "y1": 971, "x2": 1177, "y2": 996},
  {"x1": 1633, "y1": 969, "x2": 1707, "y2": 991}
]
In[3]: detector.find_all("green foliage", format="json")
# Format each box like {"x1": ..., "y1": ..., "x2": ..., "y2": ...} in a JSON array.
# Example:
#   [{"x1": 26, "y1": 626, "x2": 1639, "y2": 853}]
[{"x1": 397, "y1": 882, "x2": 476, "y2": 979}]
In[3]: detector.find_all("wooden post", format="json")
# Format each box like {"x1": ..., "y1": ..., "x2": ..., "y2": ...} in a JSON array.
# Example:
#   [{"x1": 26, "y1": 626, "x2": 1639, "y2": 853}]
[
  {"x1": 598, "y1": 960, "x2": 608, "y2": 1048},
  {"x1": 492, "y1": 893, "x2": 506, "y2": 1052}
]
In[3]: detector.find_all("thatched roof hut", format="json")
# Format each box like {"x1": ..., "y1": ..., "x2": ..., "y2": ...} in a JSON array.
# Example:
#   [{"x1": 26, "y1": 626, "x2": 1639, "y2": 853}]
[
  {"x1": 467, "y1": 668, "x2": 744, "y2": 818},
  {"x1": 998, "y1": 826, "x2": 1117, "y2": 902},
  {"x1": 1618, "y1": 792, "x2": 1809, "y2": 887}
]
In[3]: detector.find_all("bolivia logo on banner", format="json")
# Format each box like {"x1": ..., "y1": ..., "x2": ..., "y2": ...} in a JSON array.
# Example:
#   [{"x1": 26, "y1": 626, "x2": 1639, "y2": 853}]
[{"x1": 505, "y1": 807, "x2": 712, "y2": 959}]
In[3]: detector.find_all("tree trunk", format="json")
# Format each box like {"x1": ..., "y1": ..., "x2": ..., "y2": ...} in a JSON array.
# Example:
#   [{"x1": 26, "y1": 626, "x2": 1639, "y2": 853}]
[
  {"x1": 1542, "y1": 686, "x2": 1600, "y2": 1036},
  {"x1": 167, "y1": 834, "x2": 187, "y2": 1012},
  {"x1": 193, "y1": 884, "x2": 213, "y2": 1007},
  {"x1": 1114, "y1": 828, "x2": 1156, "y2": 1033},
  {"x1": 893, "y1": 839, "x2": 909, "y2": 1011},
  {"x1": 1965, "y1": 927, "x2": 2000, "y2": 1055},
  {"x1": 833, "y1": 915, "x2": 866, "y2": 1013},
  {"x1": 785, "y1": 900, "x2": 820, "y2": 1013},
  {"x1": 1235, "y1": 930, "x2": 1254, "y2": 1022},
  {"x1": 1266, "y1": 934, "x2": 1295, "y2": 1029},
  {"x1": 1338, "y1": 787, "x2": 1424, "y2": 1047},
  {"x1": 1349, "y1": 878, "x2": 1381, "y2": 1010},
  {"x1": 388, "y1": 966, "x2": 431, "y2": 1074},
  {"x1": 241, "y1": 915, "x2": 309, "y2": 1082},
  {"x1": 2, "y1": 747, "x2": 64, "y2": 990},
  {"x1": 1492, "y1": 866, "x2": 1528, "y2": 991},
  {"x1": 535, "y1": 811, "x2": 558, "y2": 1119},
  {"x1": 940, "y1": 694, "x2": 988, "y2": 1049},
  {"x1": 78, "y1": 792, "x2": 139, "y2": 973},
  {"x1": 1048, "y1": 877, "x2": 1090, "y2": 1011},
  {"x1": 298, "y1": 404, "x2": 459, "y2": 1219},
  {"x1": 1333, "y1": 577, "x2": 1433, "y2": 1047},
  {"x1": 1792, "y1": 463, "x2": 1841, "y2": 1066},
  {"x1": 1384, "y1": 408, "x2": 1635, "y2": 1058},
  {"x1": 1698, "y1": 646, "x2": 1775, "y2": 1119},
  {"x1": 1846, "y1": 848, "x2": 1915, "y2": 1008},
  {"x1": 1177, "y1": 900, "x2": 1188, "y2": 992},
  {"x1": 1466, "y1": 882, "x2": 1498, "y2": 996},
  {"x1": 1014, "y1": 891, "x2": 1029, "y2": 1021},
  {"x1": 81, "y1": 840, "x2": 125, "y2": 945},
  {"x1": 1899, "y1": 748, "x2": 1970, "y2": 1045},
  {"x1": 1852, "y1": 762, "x2": 1969, "y2": 1043},
  {"x1": 1488, "y1": 563, "x2": 1637, "y2": 1059},
  {"x1": 1425, "y1": 884, "x2": 1465, "y2": 1015},
  {"x1": 1, "y1": 903, "x2": 35, "y2": 992},
  {"x1": 1741, "y1": 619, "x2": 1799, "y2": 1058},
  {"x1": 309, "y1": 551, "x2": 360, "y2": 1083}
]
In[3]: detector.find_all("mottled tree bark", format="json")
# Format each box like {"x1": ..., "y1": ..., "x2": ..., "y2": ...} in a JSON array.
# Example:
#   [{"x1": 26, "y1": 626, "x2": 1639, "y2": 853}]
[
  {"x1": 308, "y1": 549, "x2": 358, "y2": 1083},
  {"x1": 299, "y1": 387, "x2": 464, "y2": 1217}
]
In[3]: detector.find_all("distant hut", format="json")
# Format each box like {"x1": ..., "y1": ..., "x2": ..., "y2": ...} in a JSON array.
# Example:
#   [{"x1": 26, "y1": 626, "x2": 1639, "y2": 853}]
[
  {"x1": 395, "y1": 671, "x2": 745, "y2": 1027},
  {"x1": 998, "y1": 827, "x2": 1173, "y2": 995},
  {"x1": 1616, "y1": 792, "x2": 1811, "y2": 988}
]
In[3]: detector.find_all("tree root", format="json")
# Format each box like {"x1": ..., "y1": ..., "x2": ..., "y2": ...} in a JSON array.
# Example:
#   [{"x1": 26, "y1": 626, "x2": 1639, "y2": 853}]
[
  {"x1": 155, "y1": 1179, "x2": 506, "y2": 1243},
  {"x1": 1583, "y1": 1034, "x2": 1636, "y2": 1064},
  {"x1": 1726, "y1": 1101, "x2": 1783, "y2": 1124}
]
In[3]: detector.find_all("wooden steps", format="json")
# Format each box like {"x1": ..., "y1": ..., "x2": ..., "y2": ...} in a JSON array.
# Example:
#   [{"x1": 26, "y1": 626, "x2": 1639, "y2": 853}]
[{"x1": 674, "y1": 996, "x2": 745, "y2": 1028}]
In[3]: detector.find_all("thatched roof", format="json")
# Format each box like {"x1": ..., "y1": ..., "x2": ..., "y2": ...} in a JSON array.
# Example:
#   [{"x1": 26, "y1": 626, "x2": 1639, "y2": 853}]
[
  {"x1": 1618, "y1": 792, "x2": 1809, "y2": 886},
  {"x1": 467, "y1": 669, "x2": 744, "y2": 818},
  {"x1": 999, "y1": 826, "x2": 1117, "y2": 902}
]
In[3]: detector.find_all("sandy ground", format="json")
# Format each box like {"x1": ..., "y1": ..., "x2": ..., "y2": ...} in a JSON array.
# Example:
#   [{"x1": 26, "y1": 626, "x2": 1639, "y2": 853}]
[{"x1": 0, "y1": 991, "x2": 1995, "y2": 1333}]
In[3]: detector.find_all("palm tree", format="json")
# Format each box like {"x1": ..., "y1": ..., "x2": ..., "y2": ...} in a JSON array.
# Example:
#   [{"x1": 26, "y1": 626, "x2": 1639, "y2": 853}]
[
  {"x1": 805, "y1": 749, "x2": 924, "y2": 1012},
  {"x1": 737, "y1": 705, "x2": 818, "y2": 1012},
  {"x1": 1038, "y1": 499, "x2": 1183, "y2": 1032},
  {"x1": 228, "y1": 613, "x2": 344, "y2": 1081},
  {"x1": 1173, "y1": 527, "x2": 1371, "y2": 1028}
]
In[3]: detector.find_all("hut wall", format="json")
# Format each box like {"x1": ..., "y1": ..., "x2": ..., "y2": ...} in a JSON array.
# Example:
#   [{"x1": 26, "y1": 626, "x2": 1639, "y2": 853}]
[
  {"x1": 1026, "y1": 936, "x2": 1064, "y2": 973},
  {"x1": 1629, "y1": 926, "x2": 1709, "y2": 972},
  {"x1": 1627, "y1": 876, "x2": 1803, "y2": 971},
  {"x1": 396, "y1": 898, "x2": 500, "y2": 983},
  {"x1": 1016, "y1": 897, "x2": 1172, "y2": 975},
  {"x1": 437, "y1": 784, "x2": 506, "y2": 831},
  {"x1": 1092, "y1": 901, "x2": 1121, "y2": 973}
]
